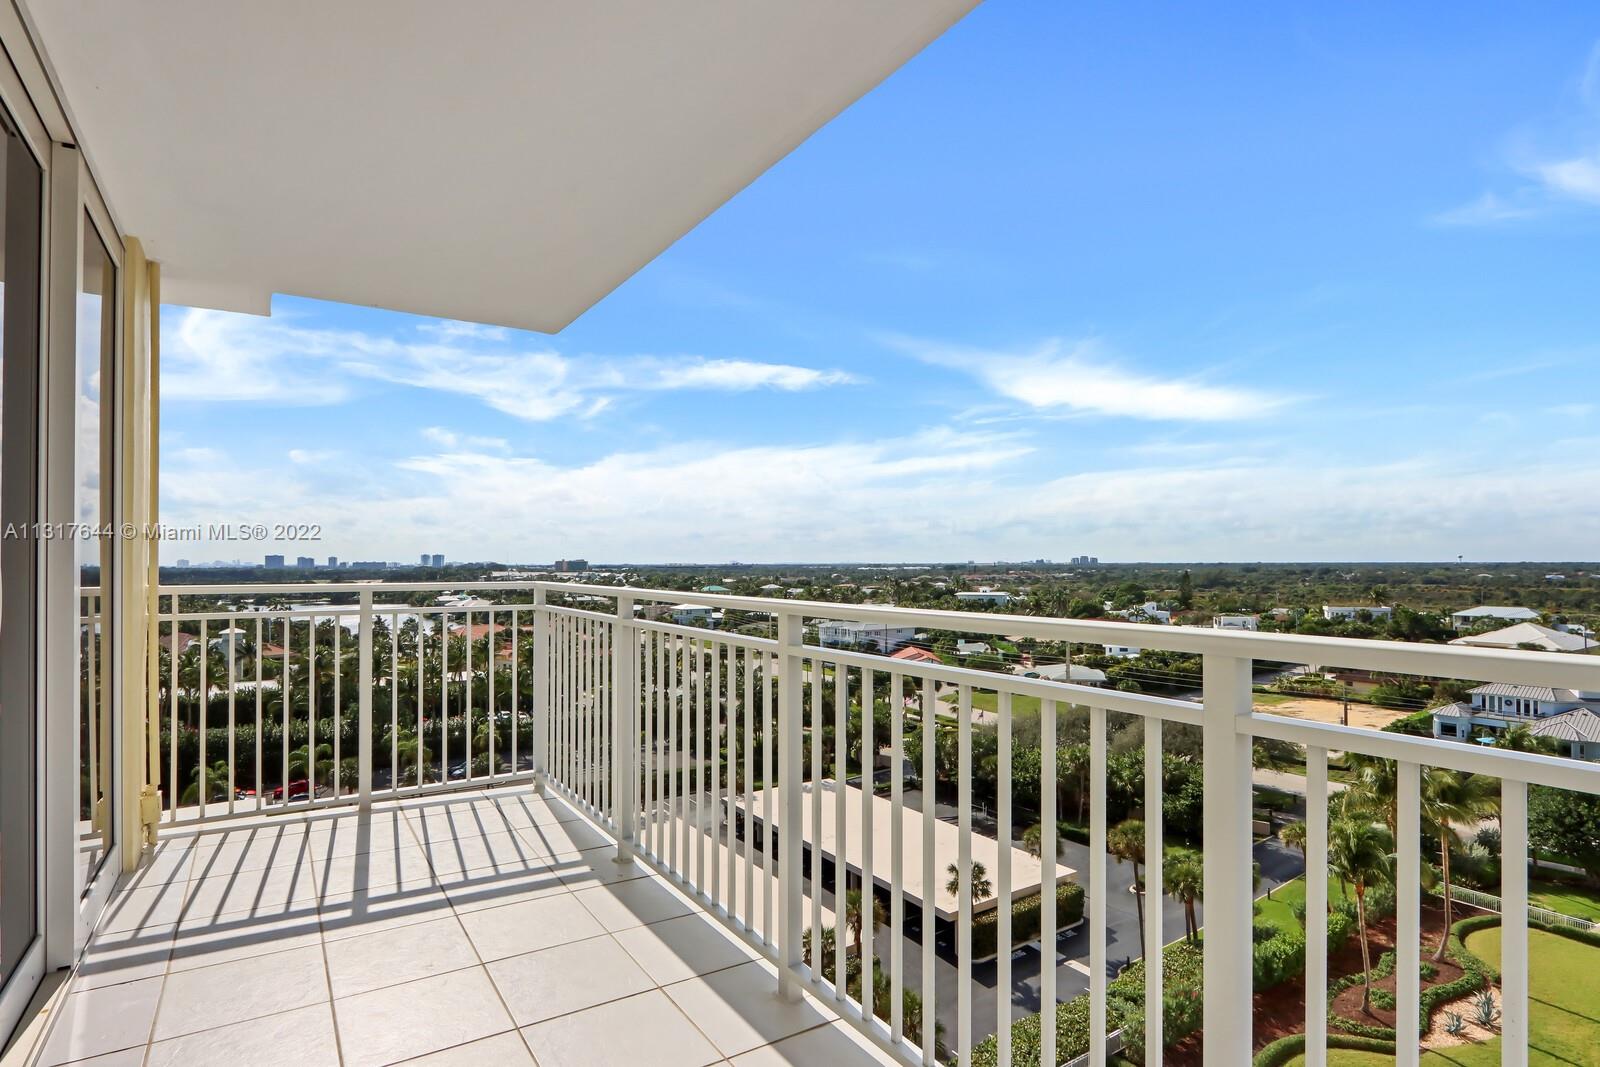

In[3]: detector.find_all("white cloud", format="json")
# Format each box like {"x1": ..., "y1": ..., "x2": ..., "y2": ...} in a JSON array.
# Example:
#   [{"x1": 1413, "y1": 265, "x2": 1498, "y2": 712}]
[
  {"x1": 1429, "y1": 192, "x2": 1540, "y2": 227},
  {"x1": 158, "y1": 428, "x2": 1600, "y2": 565},
  {"x1": 1532, "y1": 153, "x2": 1600, "y2": 204},
  {"x1": 640, "y1": 358, "x2": 858, "y2": 391},
  {"x1": 892, "y1": 335, "x2": 1289, "y2": 421},
  {"x1": 161, "y1": 307, "x2": 857, "y2": 418},
  {"x1": 286, "y1": 449, "x2": 336, "y2": 464},
  {"x1": 420, "y1": 426, "x2": 512, "y2": 452}
]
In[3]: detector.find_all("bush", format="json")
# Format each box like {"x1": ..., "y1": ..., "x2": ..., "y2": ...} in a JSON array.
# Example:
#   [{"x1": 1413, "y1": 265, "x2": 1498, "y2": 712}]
[
  {"x1": 1253, "y1": 926, "x2": 1306, "y2": 991},
  {"x1": 968, "y1": 940, "x2": 1203, "y2": 1067},
  {"x1": 970, "y1": 882, "x2": 1086, "y2": 960},
  {"x1": 1253, "y1": 1034, "x2": 1395, "y2": 1067}
]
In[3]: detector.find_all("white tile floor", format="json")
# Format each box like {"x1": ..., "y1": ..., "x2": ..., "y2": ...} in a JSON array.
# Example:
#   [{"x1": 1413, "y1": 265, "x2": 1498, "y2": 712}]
[{"x1": 38, "y1": 787, "x2": 901, "y2": 1067}]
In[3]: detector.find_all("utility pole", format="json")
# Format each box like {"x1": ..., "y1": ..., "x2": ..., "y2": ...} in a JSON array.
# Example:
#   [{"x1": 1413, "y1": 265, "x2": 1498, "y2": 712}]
[{"x1": 1342, "y1": 682, "x2": 1350, "y2": 728}]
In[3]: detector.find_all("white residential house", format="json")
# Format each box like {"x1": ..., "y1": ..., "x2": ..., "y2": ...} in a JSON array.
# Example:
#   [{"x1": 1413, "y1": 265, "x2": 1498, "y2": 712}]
[
  {"x1": 955, "y1": 587, "x2": 1011, "y2": 607},
  {"x1": 1433, "y1": 683, "x2": 1600, "y2": 760},
  {"x1": 1106, "y1": 601, "x2": 1172, "y2": 624},
  {"x1": 1450, "y1": 623, "x2": 1593, "y2": 654},
  {"x1": 955, "y1": 639, "x2": 992, "y2": 656},
  {"x1": 1015, "y1": 663, "x2": 1107, "y2": 686},
  {"x1": 1321, "y1": 604, "x2": 1393, "y2": 622},
  {"x1": 1103, "y1": 644, "x2": 1142, "y2": 659},
  {"x1": 817, "y1": 620, "x2": 916, "y2": 653},
  {"x1": 1449, "y1": 605, "x2": 1541, "y2": 630},
  {"x1": 1212, "y1": 614, "x2": 1259, "y2": 630},
  {"x1": 670, "y1": 603, "x2": 715, "y2": 627}
]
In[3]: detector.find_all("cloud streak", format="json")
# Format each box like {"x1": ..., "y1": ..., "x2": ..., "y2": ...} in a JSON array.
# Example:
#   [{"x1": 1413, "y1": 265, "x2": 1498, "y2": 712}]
[
  {"x1": 162, "y1": 308, "x2": 859, "y2": 419},
  {"x1": 891, "y1": 336, "x2": 1290, "y2": 421}
]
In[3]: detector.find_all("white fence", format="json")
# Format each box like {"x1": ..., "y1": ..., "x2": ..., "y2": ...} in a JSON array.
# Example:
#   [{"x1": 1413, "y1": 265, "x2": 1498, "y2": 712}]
[
  {"x1": 1445, "y1": 882, "x2": 1600, "y2": 934},
  {"x1": 152, "y1": 579, "x2": 1600, "y2": 1067}
]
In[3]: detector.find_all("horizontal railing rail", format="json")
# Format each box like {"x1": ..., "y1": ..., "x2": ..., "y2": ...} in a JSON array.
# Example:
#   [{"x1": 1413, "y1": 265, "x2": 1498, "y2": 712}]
[{"x1": 149, "y1": 578, "x2": 1600, "y2": 1067}]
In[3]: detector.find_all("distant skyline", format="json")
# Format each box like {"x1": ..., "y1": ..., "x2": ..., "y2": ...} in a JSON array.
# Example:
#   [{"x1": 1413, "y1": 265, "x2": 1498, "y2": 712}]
[{"x1": 161, "y1": 4, "x2": 1600, "y2": 564}]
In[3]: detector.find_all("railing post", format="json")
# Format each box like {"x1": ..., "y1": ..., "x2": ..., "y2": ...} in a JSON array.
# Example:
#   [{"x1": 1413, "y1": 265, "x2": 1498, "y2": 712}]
[
  {"x1": 613, "y1": 595, "x2": 636, "y2": 862},
  {"x1": 1201, "y1": 652, "x2": 1254, "y2": 1066},
  {"x1": 777, "y1": 610, "x2": 804, "y2": 1002},
  {"x1": 357, "y1": 588, "x2": 373, "y2": 811},
  {"x1": 532, "y1": 587, "x2": 548, "y2": 794}
]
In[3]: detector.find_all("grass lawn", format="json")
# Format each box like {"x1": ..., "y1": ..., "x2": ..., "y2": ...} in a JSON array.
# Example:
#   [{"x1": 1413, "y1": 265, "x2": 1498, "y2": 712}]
[
  {"x1": 1284, "y1": 926, "x2": 1600, "y2": 1066},
  {"x1": 1528, "y1": 880, "x2": 1600, "y2": 922},
  {"x1": 1252, "y1": 691, "x2": 1301, "y2": 707},
  {"x1": 943, "y1": 689, "x2": 1045, "y2": 717}
]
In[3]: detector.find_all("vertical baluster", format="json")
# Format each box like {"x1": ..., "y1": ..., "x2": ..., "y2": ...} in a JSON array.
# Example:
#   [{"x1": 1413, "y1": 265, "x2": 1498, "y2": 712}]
[
  {"x1": 694, "y1": 636, "x2": 705, "y2": 892},
  {"x1": 834, "y1": 661, "x2": 849, "y2": 999},
  {"x1": 1305, "y1": 744, "x2": 1328, "y2": 1067},
  {"x1": 711, "y1": 642, "x2": 722, "y2": 907},
  {"x1": 778, "y1": 613, "x2": 804, "y2": 1001},
  {"x1": 743, "y1": 644, "x2": 755, "y2": 929},
  {"x1": 333, "y1": 620, "x2": 342, "y2": 798},
  {"x1": 957, "y1": 684, "x2": 973, "y2": 1060},
  {"x1": 198, "y1": 618, "x2": 208, "y2": 817},
  {"x1": 1201, "y1": 653, "x2": 1255, "y2": 1064},
  {"x1": 1040, "y1": 698, "x2": 1057, "y2": 1067},
  {"x1": 670, "y1": 634, "x2": 680, "y2": 875},
  {"x1": 997, "y1": 690, "x2": 1012, "y2": 1066},
  {"x1": 511, "y1": 606, "x2": 519, "y2": 779},
  {"x1": 389, "y1": 610, "x2": 398, "y2": 796},
  {"x1": 726, "y1": 643, "x2": 739, "y2": 917},
  {"x1": 254, "y1": 617, "x2": 263, "y2": 811},
  {"x1": 415, "y1": 610, "x2": 425, "y2": 789},
  {"x1": 281, "y1": 618, "x2": 290, "y2": 806},
  {"x1": 1397, "y1": 761, "x2": 1421, "y2": 1067},
  {"x1": 762, "y1": 648, "x2": 775, "y2": 949},
  {"x1": 644, "y1": 627, "x2": 655, "y2": 857},
  {"x1": 1090, "y1": 704, "x2": 1108, "y2": 1062},
  {"x1": 812, "y1": 657, "x2": 824, "y2": 980},
  {"x1": 1145, "y1": 715, "x2": 1166, "y2": 1064},
  {"x1": 861, "y1": 667, "x2": 876, "y2": 1019},
  {"x1": 919, "y1": 673, "x2": 937, "y2": 1065},
  {"x1": 357, "y1": 591, "x2": 373, "y2": 809},
  {"x1": 1502, "y1": 778, "x2": 1529, "y2": 1067},
  {"x1": 890, "y1": 671, "x2": 905, "y2": 1043},
  {"x1": 464, "y1": 607, "x2": 474, "y2": 780},
  {"x1": 168, "y1": 594, "x2": 179, "y2": 820},
  {"x1": 226, "y1": 616, "x2": 236, "y2": 814},
  {"x1": 438, "y1": 611, "x2": 448, "y2": 788}
]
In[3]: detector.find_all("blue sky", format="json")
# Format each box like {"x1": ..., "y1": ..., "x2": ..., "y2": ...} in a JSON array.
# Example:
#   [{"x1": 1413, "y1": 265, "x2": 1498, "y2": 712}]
[{"x1": 161, "y1": 3, "x2": 1600, "y2": 564}]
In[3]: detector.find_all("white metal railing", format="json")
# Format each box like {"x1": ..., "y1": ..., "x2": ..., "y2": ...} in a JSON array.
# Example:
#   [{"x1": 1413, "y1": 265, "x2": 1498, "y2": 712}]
[
  {"x1": 1444, "y1": 882, "x2": 1600, "y2": 934},
  {"x1": 150, "y1": 578, "x2": 1600, "y2": 1067}
]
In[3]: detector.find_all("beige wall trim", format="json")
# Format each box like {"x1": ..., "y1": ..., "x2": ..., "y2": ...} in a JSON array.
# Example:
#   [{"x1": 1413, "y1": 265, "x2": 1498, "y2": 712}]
[{"x1": 116, "y1": 236, "x2": 155, "y2": 866}]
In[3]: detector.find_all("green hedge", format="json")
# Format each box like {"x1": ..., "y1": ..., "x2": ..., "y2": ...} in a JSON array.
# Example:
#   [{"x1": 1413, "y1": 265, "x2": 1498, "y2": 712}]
[
  {"x1": 1253, "y1": 1033, "x2": 1396, "y2": 1066},
  {"x1": 971, "y1": 882, "x2": 1086, "y2": 959}
]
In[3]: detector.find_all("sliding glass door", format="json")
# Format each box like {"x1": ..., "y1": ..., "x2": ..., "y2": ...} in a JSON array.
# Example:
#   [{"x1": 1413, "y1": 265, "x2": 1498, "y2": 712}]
[
  {"x1": 0, "y1": 107, "x2": 44, "y2": 1009},
  {"x1": 77, "y1": 213, "x2": 117, "y2": 894}
]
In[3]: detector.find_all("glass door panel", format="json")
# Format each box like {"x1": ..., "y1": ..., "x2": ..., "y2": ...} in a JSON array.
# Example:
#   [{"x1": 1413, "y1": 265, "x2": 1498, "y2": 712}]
[
  {"x1": 76, "y1": 214, "x2": 115, "y2": 893},
  {"x1": 0, "y1": 109, "x2": 43, "y2": 997}
]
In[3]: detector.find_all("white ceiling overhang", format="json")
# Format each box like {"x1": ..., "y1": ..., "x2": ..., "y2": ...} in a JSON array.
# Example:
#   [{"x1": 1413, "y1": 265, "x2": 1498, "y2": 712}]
[{"x1": 25, "y1": 0, "x2": 975, "y2": 332}]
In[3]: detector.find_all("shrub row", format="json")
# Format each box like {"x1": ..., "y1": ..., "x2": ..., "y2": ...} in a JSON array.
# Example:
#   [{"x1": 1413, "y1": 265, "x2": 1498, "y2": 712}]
[
  {"x1": 1253, "y1": 1033, "x2": 1395, "y2": 1067},
  {"x1": 970, "y1": 882, "x2": 1086, "y2": 960}
]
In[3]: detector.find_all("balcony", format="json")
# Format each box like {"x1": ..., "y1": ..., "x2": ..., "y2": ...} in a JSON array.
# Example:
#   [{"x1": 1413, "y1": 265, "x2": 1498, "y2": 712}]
[{"x1": 39, "y1": 580, "x2": 1600, "y2": 1066}]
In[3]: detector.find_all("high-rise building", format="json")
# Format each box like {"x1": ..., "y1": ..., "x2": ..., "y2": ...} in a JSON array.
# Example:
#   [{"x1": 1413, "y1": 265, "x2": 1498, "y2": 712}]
[
  {"x1": 420, "y1": 552, "x2": 430, "y2": 565},
  {"x1": 326, "y1": 556, "x2": 338, "y2": 567},
  {"x1": 264, "y1": 554, "x2": 285, "y2": 568},
  {"x1": 554, "y1": 558, "x2": 588, "y2": 573},
  {"x1": 175, "y1": 559, "x2": 190, "y2": 568},
  {"x1": 431, "y1": 553, "x2": 445, "y2": 567},
  {"x1": 295, "y1": 555, "x2": 315, "y2": 568}
]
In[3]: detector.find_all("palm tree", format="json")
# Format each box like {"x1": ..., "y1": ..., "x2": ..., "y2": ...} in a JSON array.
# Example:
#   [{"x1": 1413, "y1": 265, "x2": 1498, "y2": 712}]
[
  {"x1": 286, "y1": 742, "x2": 333, "y2": 787},
  {"x1": 1164, "y1": 848, "x2": 1204, "y2": 942},
  {"x1": 844, "y1": 888, "x2": 887, "y2": 956},
  {"x1": 1344, "y1": 754, "x2": 1400, "y2": 834},
  {"x1": 182, "y1": 759, "x2": 232, "y2": 805},
  {"x1": 1022, "y1": 822, "x2": 1043, "y2": 860},
  {"x1": 1421, "y1": 769, "x2": 1499, "y2": 960},
  {"x1": 1328, "y1": 817, "x2": 1393, "y2": 1014},
  {"x1": 1281, "y1": 820, "x2": 1308, "y2": 862},
  {"x1": 946, "y1": 860, "x2": 992, "y2": 903},
  {"x1": 1108, "y1": 819, "x2": 1147, "y2": 957}
]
